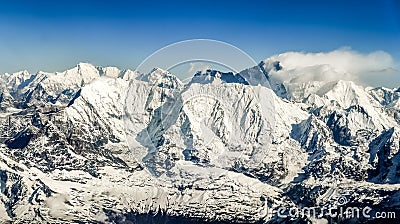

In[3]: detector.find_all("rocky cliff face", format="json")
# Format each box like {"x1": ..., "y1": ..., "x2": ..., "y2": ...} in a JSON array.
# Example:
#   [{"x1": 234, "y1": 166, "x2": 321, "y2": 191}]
[{"x1": 0, "y1": 61, "x2": 399, "y2": 223}]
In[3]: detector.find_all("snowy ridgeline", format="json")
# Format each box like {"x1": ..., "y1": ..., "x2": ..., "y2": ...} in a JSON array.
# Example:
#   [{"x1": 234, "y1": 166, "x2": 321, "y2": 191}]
[{"x1": 0, "y1": 61, "x2": 399, "y2": 223}]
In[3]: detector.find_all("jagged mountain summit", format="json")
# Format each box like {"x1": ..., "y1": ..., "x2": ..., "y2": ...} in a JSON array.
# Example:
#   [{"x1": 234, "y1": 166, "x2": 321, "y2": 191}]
[{"x1": 0, "y1": 61, "x2": 399, "y2": 223}]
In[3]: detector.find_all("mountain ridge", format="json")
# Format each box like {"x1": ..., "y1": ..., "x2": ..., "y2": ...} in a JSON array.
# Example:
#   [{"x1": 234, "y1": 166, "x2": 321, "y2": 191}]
[{"x1": 0, "y1": 61, "x2": 399, "y2": 223}]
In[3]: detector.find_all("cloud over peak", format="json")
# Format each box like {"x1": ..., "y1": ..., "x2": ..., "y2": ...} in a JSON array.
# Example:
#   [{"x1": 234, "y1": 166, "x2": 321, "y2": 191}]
[{"x1": 265, "y1": 49, "x2": 398, "y2": 87}]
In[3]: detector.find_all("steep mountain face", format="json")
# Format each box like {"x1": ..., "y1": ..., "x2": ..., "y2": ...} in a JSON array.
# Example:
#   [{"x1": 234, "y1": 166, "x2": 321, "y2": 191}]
[{"x1": 0, "y1": 61, "x2": 399, "y2": 223}]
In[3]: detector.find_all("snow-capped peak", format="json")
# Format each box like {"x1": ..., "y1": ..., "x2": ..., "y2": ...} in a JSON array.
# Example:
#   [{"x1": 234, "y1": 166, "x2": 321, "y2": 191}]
[
  {"x1": 65, "y1": 63, "x2": 100, "y2": 81},
  {"x1": 2, "y1": 70, "x2": 31, "y2": 88},
  {"x1": 189, "y1": 69, "x2": 249, "y2": 85},
  {"x1": 97, "y1": 66, "x2": 121, "y2": 78},
  {"x1": 143, "y1": 67, "x2": 183, "y2": 89}
]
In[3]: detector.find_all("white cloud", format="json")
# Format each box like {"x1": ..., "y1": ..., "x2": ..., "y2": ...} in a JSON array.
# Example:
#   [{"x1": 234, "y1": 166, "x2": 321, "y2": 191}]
[
  {"x1": 266, "y1": 49, "x2": 398, "y2": 86},
  {"x1": 188, "y1": 62, "x2": 196, "y2": 73}
]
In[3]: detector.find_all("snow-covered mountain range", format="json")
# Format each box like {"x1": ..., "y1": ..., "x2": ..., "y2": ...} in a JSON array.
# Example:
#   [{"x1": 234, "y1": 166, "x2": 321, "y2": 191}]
[{"x1": 0, "y1": 59, "x2": 399, "y2": 223}]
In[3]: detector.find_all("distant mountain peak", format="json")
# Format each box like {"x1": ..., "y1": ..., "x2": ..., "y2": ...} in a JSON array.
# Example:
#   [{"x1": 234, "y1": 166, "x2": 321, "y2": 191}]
[
  {"x1": 144, "y1": 67, "x2": 183, "y2": 89},
  {"x1": 190, "y1": 69, "x2": 249, "y2": 85}
]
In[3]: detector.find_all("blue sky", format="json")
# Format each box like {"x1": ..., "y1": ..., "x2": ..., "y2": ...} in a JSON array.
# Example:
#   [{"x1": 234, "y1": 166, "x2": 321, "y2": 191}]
[{"x1": 0, "y1": 0, "x2": 399, "y2": 75}]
